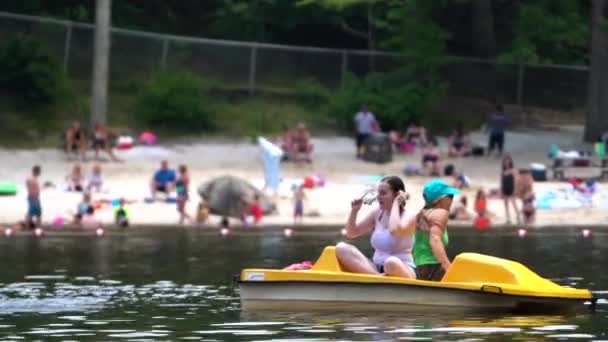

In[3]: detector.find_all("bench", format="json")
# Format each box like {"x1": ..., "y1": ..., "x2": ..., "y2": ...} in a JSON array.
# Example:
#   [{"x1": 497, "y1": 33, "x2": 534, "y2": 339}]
[{"x1": 551, "y1": 156, "x2": 608, "y2": 181}]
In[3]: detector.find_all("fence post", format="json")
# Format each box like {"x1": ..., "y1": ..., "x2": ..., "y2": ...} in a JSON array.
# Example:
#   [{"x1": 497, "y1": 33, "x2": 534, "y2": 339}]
[
  {"x1": 160, "y1": 37, "x2": 169, "y2": 67},
  {"x1": 248, "y1": 44, "x2": 258, "y2": 95},
  {"x1": 516, "y1": 64, "x2": 526, "y2": 125},
  {"x1": 63, "y1": 21, "x2": 73, "y2": 73},
  {"x1": 341, "y1": 50, "x2": 348, "y2": 90}
]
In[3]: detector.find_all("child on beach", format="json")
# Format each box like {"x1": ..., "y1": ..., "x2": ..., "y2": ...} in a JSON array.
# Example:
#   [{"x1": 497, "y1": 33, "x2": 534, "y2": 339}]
[
  {"x1": 196, "y1": 198, "x2": 209, "y2": 225},
  {"x1": 114, "y1": 198, "x2": 129, "y2": 228},
  {"x1": 449, "y1": 196, "x2": 473, "y2": 221},
  {"x1": 474, "y1": 189, "x2": 492, "y2": 229},
  {"x1": 74, "y1": 192, "x2": 92, "y2": 224},
  {"x1": 87, "y1": 164, "x2": 103, "y2": 192},
  {"x1": 249, "y1": 194, "x2": 263, "y2": 225},
  {"x1": 293, "y1": 185, "x2": 306, "y2": 226},
  {"x1": 516, "y1": 169, "x2": 536, "y2": 226},
  {"x1": 26, "y1": 165, "x2": 42, "y2": 228},
  {"x1": 176, "y1": 165, "x2": 192, "y2": 224},
  {"x1": 67, "y1": 164, "x2": 84, "y2": 192}
]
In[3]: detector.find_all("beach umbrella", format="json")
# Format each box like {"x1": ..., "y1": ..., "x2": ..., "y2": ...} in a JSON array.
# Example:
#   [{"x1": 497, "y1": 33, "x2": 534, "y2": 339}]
[{"x1": 198, "y1": 175, "x2": 276, "y2": 218}]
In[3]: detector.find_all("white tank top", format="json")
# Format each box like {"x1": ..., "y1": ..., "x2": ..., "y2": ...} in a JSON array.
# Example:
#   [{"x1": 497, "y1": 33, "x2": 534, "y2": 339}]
[{"x1": 370, "y1": 210, "x2": 414, "y2": 267}]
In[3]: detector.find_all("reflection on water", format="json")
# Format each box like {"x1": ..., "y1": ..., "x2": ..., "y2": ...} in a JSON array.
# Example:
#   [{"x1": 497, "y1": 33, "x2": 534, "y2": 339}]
[{"x1": 0, "y1": 229, "x2": 605, "y2": 340}]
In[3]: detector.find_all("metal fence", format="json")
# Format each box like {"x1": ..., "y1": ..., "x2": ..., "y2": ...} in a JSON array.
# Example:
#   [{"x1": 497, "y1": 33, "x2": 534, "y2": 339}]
[{"x1": 0, "y1": 11, "x2": 590, "y2": 124}]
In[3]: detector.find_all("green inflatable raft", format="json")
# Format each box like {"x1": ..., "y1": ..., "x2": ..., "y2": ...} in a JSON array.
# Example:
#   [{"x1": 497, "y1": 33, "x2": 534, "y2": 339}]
[{"x1": 0, "y1": 182, "x2": 17, "y2": 196}]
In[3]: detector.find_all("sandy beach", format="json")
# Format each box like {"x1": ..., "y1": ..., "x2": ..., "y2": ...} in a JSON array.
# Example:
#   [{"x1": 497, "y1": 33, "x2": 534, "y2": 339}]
[{"x1": 1, "y1": 125, "x2": 607, "y2": 229}]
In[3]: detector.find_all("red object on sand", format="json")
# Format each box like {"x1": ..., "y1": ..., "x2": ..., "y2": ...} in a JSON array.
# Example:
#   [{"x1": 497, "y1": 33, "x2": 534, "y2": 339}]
[
  {"x1": 303, "y1": 176, "x2": 315, "y2": 189},
  {"x1": 249, "y1": 203, "x2": 263, "y2": 223},
  {"x1": 139, "y1": 132, "x2": 157, "y2": 145},
  {"x1": 474, "y1": 216, "x2": 490, "y2": 230}
]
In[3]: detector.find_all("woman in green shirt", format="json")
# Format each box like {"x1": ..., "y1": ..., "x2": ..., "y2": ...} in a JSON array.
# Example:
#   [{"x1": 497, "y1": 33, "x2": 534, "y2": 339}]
[{"x1": 389, "y1": 179, "x2": 460, "y2": 281}]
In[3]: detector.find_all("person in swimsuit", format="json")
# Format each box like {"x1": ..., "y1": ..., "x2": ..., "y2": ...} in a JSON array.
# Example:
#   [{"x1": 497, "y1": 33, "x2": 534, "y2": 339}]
[
  {"x1": 67, "y1": 164, "x2": 84, "y2": 192},
  {"x1": 516, "y1": 169, "x2": 536, "y2": 226},
  {"x1": 448, "y1": 127, "x2": 471, "y2": 157},
  {"x1": 293, "y1": 184, "x2": 306, "y2": 226},
  {"x1": 335, "y1": 176, "x2": 416, "y2": 278},
  {"x1": 292, "y1": 123, "x2": 314, "y2": 163},
  {"x1": 86, "y1": 164, "x2": 103, "y2": 192},
  {"x1": 74, "y1": 192, "x2": 92, "y2": 224},
  {"x1": 421, "y1": 138, "x2": 441, "y2": 176},
  {"x1": 92, "y1": 122, "x2": 119, "y2": 162},
  {"x1": 390, "y1": 179, "x2": 460, "y2": 281},
  {"x1": 65, "y1": 121, "x2": 87, "y2": 160},
  {"x1": 501, "y1": 155, "x2": 520, "y2": 224},
  {"x1": 26, "y1": 165, "x2": 42, "y2": 228},
  {"x1": 176, "y1": 165, "x2": 192, "y2": 224}
]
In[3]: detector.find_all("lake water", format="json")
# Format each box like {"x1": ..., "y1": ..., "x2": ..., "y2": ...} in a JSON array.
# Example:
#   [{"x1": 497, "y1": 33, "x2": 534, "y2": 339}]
[{"x1": 0, "y1": 228, "x2": 606, "y2": 341}]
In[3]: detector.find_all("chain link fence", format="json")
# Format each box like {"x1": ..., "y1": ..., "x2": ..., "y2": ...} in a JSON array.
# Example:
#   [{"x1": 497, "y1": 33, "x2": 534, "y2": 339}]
[{"x1": 0, "y1": 11, "x2": 589, "y2": 126}]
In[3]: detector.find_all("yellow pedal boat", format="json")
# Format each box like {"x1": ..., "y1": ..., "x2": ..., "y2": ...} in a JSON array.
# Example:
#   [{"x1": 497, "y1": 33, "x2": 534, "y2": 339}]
[{"x1": 239, "y1": 246, "x2": 595, "y2": 312}]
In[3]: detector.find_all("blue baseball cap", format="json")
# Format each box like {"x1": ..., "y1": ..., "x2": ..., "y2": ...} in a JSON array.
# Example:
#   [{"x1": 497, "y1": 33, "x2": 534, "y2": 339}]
[{"x1": 423, "y1": 179, "x2": 461, "y2": 205}]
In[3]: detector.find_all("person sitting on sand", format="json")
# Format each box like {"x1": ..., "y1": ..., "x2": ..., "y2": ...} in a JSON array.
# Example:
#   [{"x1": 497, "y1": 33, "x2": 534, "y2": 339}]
[
  {"x1": 92, "y1": 122, "x2": 119, "y2": 162},
  {"x1": 279, "y1": 124, "x2": 294, "y2": 161},
  {"x1": 336, "y1": 176, "x2": 416, "y2": 279},
  {"x1": 404, "y1": 121, "x2": 427, "y2": 146},
  {"x1": 87, "y1": 164, "x2": 103, "y2": 192},
  {"x1": 421, "y1": 138, "x2": 441, "y2": 177},
  {"x1": 292, "y1": 123, "x2": 314, "y2": 163},
  {"x1": 74, "y1": 192, "x2": 92, "y2": 224},
  {"x1": 448, "y1": 126, "x2": 471, "y2": 158},
  {"x1": 67, "y1": 164, "x2": 85, "y2": 192},
  {"x1": 65, "y1": 121, "x2": 87, "y2": 160},
  {"x1": 150, "y1": 160, "x2": 176, "y2": 200},
  {"x1": 449, "y1": 196, "x2": 473, "y2": 221},
  {"x1": 452, "y1": 171, "x2": 471, "y2": 189}
]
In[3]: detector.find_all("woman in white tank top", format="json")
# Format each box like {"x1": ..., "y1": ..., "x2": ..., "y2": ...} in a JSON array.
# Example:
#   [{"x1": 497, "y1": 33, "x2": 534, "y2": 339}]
[{"x1": 336, "y1": 176, "x2": 416, "y2": 278}]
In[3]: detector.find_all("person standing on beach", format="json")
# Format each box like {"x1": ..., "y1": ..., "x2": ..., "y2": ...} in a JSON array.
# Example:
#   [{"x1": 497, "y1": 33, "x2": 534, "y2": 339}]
[
  {"x1": 26, "y1": 165, "x2": 42, "y2": 228},
  {"x1": 354, "y1": 105, "x2": 379, "y2": 158},
  {"x1": 487, "y1": 104, "x2": 510, "y2": 156},
  {"x1": 176, "y1": 165, "x2": 192, "y2": 224},
  {"x1": 293, "y1": 184, "x2": 306, "y2": 226}
]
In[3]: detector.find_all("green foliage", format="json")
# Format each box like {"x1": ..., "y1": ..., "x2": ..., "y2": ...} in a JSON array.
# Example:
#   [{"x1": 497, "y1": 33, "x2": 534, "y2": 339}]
[
  {"x1": 327, "y1": 73, "x2": 446, "y2": 131},
  {"x1": 498, "y1": 1, "x2": 589, "y2": 64},
  {"x1": 293, "y1": 78, "x2": 330, "y2": 109},
  {"x1": 135, "y1": 69, "x2": 214, "y2": 132},
  {"x1": 0, "y1": 36, "x2": 69, "y2": 106}
]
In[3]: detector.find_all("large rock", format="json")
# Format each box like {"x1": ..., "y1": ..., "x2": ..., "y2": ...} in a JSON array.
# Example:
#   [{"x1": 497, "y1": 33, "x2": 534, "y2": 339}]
[{"x1": 198, "y1": 175, "x2": 276, "y2": 218}]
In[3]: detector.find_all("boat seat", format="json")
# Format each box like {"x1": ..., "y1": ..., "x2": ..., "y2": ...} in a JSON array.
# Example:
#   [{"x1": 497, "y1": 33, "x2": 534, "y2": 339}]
[
  {"x1": 442, "y1": 253, "x2": 558, "y2": 289},
  {"x1": 311, "y1": 247, "x2": 344, "y2": 272}
]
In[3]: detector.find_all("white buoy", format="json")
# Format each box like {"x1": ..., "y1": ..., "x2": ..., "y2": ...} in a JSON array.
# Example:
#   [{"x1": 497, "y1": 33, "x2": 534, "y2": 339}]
[
  {"x1": 96, "y1": 228, "x2": 105, "y2": 237},
  {"x1": 340, "y1": 228, "x2": 347, "y2": 236},
  {"x1": 220, "y1": 228, "x2": 230, "y2": 236},
  {"x1": 581, "y1": 229, "x2": 591, "y2": 238},
  {"x1": 284, "y1": 228, "x2": 293, "y2": 238},
  {"x1": 34, "y1": 228, "x2": 44, "y2": 237},
  {"x1": 517, "y1": 228, "x2": 527, "y2": 238},
  {"x1": 4, "y1": 228, "x2": 13, "y2": 237}
]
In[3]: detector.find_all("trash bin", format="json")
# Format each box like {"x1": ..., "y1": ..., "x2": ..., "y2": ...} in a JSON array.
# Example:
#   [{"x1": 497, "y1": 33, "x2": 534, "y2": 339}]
[{"x1": 362, "y1": 133, "x2": 392, "y2": 164}]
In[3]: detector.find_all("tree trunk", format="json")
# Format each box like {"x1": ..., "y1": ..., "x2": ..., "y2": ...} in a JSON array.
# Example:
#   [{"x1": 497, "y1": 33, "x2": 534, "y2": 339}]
[
  {"x1": 90, "y1": 0, "x2": 112, "y2": 127},
  {"x1": 472, "y1": 0, "x2": 496, "y2": 57},
  {"x1": 585, "y1": 0, "x2": 608, "y2": 142}
]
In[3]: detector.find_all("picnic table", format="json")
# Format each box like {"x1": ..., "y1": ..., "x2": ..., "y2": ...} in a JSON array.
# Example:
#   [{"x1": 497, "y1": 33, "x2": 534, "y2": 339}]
[{"x1": 551, "y1": 155, "x2": 608, "y2": 180}]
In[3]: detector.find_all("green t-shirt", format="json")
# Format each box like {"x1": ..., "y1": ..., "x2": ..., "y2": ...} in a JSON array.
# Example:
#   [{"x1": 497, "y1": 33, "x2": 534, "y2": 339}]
[{"x1": 413, "y1": 227, "x2": 448, "y2": 266}]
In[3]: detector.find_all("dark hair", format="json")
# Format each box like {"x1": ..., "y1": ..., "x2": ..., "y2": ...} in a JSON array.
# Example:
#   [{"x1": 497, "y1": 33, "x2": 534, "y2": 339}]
[
  {"x1": 179, "y1": 165, "x2": 187, "y2": 173},
  {"x1": 32, "y1": 165, "x2": 41, "y2": 174},
  {"x1": 460, "y1": 196, "x2": 468, "y2": 206},
  {"x1": 381, "y1": 176, "x2": 406, "y2": 214},
  {"x1": 86, "y1": 206, "x2": 95, "y2": 215},
  {"x1": 496, "y1": 104, "x2": 504, "y2": 112}
]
